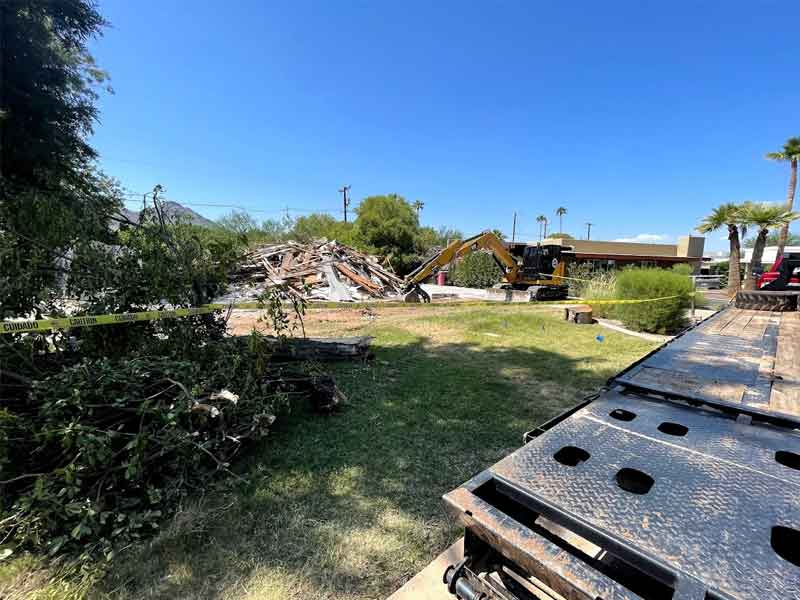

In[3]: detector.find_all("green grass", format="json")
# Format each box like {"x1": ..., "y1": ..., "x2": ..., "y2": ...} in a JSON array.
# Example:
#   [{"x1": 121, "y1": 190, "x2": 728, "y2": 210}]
[{"x1": 2, "y1": 304, "x2": 657, "y2": 600}]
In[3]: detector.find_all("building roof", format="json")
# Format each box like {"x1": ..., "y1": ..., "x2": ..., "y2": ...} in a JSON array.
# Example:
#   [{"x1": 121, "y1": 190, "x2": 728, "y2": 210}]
[
  {"x1": 534, "y1": 236, "x2": 706, "y2": 259},
  {"x1": 742, "y1": 246, "x2": 800, "y2": 265}
]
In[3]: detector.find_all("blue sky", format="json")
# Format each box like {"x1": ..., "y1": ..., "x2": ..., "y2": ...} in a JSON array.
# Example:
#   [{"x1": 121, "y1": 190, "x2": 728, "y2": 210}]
[{"x1": 90, "y1": 1, "x2": 800, "y2": 253}]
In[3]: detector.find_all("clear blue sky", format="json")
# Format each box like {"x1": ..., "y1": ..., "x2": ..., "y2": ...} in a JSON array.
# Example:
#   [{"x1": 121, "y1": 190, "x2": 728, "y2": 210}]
[{"x1": 90, "y1": 1, "x2": 800, "y2": 253}]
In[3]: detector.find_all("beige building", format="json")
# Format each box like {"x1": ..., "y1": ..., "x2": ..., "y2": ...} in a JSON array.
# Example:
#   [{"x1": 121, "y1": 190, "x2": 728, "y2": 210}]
[{"x1": 508, "y1": 236, "x2": 706, "y2": 271}]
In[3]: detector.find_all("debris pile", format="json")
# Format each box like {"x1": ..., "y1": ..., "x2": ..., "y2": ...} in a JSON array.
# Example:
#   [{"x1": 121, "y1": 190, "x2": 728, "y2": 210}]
[{"x1": 222, "y1": 240, "x2": 406, "y2": 302}]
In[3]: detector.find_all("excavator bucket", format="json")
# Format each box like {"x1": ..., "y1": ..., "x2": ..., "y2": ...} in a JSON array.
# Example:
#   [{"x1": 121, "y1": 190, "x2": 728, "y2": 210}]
[{"x1": 403, "y1": 285, "x2": 431, "y2": 303}]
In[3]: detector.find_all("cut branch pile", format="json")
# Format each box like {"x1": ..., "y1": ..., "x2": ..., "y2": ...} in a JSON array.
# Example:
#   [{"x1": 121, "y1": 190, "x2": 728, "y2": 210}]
[
  {"x1": 0, "y1": 345, "x2": 345, "y2": 560},
  {"x1": 221, "y1": 240, "x2": 405, "y2": 302}
]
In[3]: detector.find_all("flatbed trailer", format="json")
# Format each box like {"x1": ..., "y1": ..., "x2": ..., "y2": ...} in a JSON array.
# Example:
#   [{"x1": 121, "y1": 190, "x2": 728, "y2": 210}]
[{"x1": 390, "y1": 308, "x2": 800, "y2": 600}]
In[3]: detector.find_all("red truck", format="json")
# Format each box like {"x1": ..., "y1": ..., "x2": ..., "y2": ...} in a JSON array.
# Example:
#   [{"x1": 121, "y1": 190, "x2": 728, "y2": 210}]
[{"x1": 757, "y1": 252, "x2": 800, "y2": 289}]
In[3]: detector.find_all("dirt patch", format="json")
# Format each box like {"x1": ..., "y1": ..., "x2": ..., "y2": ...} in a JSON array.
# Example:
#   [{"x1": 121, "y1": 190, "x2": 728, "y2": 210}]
[{"x1": 226, "y1": 303, "x2": 475, "y2": 337}]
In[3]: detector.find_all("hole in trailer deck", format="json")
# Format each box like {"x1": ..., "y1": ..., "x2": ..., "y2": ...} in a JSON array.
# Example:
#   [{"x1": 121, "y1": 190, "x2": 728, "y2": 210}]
[
  {"x1": 772, "y1": 526, "x2": 800, "y2": 567},
  {"x1": 775, "y1": 450, "x2": 800, "y2": 471},
  {"x1": 610, "y1": 409, "x2": 636, "y2": 422},
  {"x1": 616, "y1": 468, "x2": 654, "y2": 495},
  {"x1": 553, "y1": 446, "x2": 591, "y2": 467},
  {"x1": 657, "y1": 422, "x2": 688, "y2": 437}
]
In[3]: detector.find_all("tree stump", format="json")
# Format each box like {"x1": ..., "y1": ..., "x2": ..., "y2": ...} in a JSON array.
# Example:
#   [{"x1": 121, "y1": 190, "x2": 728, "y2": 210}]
[{"x1": 564, "y1": 305, "x2": 593, "y2": 324}]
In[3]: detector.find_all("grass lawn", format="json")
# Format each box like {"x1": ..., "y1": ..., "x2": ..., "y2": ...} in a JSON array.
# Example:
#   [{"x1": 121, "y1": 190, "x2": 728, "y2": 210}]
[{"x1": 2, "y1": 303, "x2": 658, "y2": 600}]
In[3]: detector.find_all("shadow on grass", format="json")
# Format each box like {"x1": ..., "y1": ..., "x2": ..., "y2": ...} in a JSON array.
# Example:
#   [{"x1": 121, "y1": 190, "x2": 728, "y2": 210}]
[{"x1": 100, "y1": 333, "x2": 634, "y2": 600}]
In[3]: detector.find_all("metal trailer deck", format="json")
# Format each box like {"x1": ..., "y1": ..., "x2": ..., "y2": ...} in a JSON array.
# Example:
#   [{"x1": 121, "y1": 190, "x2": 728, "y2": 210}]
[{"x1": 436, "y1": 308, "x2": 800, "y2": 600}]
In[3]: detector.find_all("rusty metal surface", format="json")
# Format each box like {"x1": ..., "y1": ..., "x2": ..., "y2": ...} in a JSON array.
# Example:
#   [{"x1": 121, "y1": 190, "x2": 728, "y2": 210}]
[
  {"x1": 463, "y1": 391, "x2": 800, "y2": 599},
  {"x1": 443, "y1": 483, "x2": 643, "y2": 600}
]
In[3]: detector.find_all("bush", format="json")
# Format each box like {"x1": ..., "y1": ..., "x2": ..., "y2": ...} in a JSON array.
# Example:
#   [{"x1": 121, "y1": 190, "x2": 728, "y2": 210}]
[
  {"x1": 614, "y1": 268, "x2": 693, "y2": 334},
  {"x1": 449, "y1": 252, "x2": 504, "y2": 288},
  {"x1": 0, "y1": 328, "x2": 332, "y2": 564},
  {"x1": 582, "y1": 273, "x2": 618, "y2": 318},
  {"x1": 565, "y1": 264, "x2": 617, "y2": 317}
]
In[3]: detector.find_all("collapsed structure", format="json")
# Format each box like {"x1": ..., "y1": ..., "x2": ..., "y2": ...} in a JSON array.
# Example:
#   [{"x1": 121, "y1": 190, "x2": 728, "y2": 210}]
[{"x1": 221, "y1": 240, "x2": 406, "y2": 303}]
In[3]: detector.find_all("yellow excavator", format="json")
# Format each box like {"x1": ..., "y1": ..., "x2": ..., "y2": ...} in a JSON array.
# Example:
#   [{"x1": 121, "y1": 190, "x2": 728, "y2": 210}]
[{"x1": 403, "y1": 231, "x2": 573, "y2": 302}]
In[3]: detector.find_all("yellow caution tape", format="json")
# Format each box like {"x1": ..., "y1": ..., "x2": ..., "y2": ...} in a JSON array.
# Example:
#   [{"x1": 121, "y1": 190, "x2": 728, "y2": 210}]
[
  {"x1": 1, "y1": 306, "x2": 219, "y2": 335},
  {"x1": 558, "y1": 294, "x2": 689, "y2": 305},
  {"x1": 0, "y1": 294, "x2": 696, "y2": 336}
]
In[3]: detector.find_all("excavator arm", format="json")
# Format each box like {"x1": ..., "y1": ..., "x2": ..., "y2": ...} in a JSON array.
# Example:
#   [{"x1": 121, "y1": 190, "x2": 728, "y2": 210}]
[{"x1": 403, "y1": 231, "x2": 520, "y2": 302}]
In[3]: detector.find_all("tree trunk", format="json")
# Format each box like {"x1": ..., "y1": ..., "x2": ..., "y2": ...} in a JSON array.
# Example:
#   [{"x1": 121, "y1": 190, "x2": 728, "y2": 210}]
[
  {"x1": 776, "y1": 157, "x2": 798, "y2": 257},
  {"x1": 727, "y1": 224, "x2": 741, "y2": 296},
  {"x1": 744, "y1": 228, "x2": 768, "y2": 290}
]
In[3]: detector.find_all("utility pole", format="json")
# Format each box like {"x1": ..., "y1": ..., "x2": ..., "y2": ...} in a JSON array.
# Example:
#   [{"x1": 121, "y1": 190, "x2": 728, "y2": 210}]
[
  {"x1": 585, "y1": 222, "x2": 593, "y2": 240},
  {"x1": 511, "y1": 212, "x2": 517, "y2": 244},
  {"x1": 339, "y1": 185, "x2": 351, "y2": 222}
]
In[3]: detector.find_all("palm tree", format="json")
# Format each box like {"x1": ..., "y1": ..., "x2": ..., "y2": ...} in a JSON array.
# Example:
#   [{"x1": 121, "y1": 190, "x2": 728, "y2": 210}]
[
  {"x1": 738, "y1": 202, "x2": 799, "y2": 289},
  {"x1": 555, "y1": 207, "x2": 567, "y2": 234},
  {"x1": 412, "y1": 200, "x2": 424, "y2": 218},
  {"x1": 696, "y1": 203, "x2": 746, "y2": 295},
  {"x1": 766, "y1": 137, "x2": 800, "y2": 256},
  {"x1": 536, "y1": 215, "x2": 546, "y2": 240}
]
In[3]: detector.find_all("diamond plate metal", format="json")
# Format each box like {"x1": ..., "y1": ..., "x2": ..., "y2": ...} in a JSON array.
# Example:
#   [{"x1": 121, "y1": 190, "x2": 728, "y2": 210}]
[{"x1": 486, "y1": 391, "x2": 800, "y2": 599}]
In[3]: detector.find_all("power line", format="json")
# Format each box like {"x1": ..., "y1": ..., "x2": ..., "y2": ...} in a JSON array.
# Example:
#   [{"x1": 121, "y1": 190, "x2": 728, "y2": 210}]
[{"x1": 121, "y1": 198, "x2": 341, "y2": 216}]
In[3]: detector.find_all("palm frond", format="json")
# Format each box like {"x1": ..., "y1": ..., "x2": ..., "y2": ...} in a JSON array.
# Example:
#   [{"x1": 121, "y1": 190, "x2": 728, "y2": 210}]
[
  {"x1": 695, "y1": 202, "x2": 740, "y2": 233},
  {"x1": 737, "y1": 202, "x2": 800, "y2": 229}
]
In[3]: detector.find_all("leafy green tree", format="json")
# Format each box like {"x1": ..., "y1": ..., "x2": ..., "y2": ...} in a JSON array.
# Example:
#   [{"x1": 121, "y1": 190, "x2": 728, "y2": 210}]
[
  {"x1": 437, "y1": 226, "x2": 463, "y2": 243},
  {"x1": 414, "y1": 225, "x2": 464, "y2": 257},
  {"x1": 766, "y1": 137, "x2": 800, "y2": 256},
  {"x1": 217, "y1": 210, "x2": 261, "y2": 237},
  {"x1": 354, "y1": 194, "x2": 418, "y2": 271},
  {"x1": 291, "y1": 213, "x2": 338, "y2": 242},
  {"x1": 414, "y1": 226, "x2": 443, "y2": 256},
  {"x1": 260, "y1": 217, "x2": 293, "y2": 242},
  {"x1": 0, "y1": 0, "x2": 117, "y2": 317},
  {"x1": 738, "y1": 202, "x2": 799, "y2": 289},
  {"x1": 449, "y1": 252, "x2": 504, "y2": 288},
  {"x1": 696, "y1": 203, "x2": 747, "y2": 295}
]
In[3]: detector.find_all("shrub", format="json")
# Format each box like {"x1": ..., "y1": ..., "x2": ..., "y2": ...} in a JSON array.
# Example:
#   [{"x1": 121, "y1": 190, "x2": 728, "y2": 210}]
[
  {"x1": 565, "y1": 262, "x2": 594, "y2": 297},
  {"x1": 565, "y1": 264, "x2": 617, "y2": 317},
  {"x1": 581, "y1": 272, "x2": 618, "y2": 318},
  {"x1": 614, "y1": 267, "x2": 693, "y2": 334},
  {"x1": 0, "y1": 329, "x2": 333, "y2": 564},
  {"x1": 449, "y1": 252, "x2": 504, "y2": 288}
]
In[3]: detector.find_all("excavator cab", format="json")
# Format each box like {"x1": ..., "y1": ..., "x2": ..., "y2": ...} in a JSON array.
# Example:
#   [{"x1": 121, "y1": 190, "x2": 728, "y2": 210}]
[{"x1": 520, "y1": 244, "x2": 567, "y2": 281}]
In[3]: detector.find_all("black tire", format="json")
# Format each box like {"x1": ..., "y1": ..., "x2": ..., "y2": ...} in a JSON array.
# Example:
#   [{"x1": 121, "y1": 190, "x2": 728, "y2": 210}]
[{"x1": 734, "y1": 290, "x2": 798, "y2": 312}]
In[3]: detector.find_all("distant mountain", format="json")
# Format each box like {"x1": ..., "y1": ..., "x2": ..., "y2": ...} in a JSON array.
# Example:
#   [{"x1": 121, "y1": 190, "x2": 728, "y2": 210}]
[{"x1": 117, "y1": 201, "x2": 215, "y2": 228}]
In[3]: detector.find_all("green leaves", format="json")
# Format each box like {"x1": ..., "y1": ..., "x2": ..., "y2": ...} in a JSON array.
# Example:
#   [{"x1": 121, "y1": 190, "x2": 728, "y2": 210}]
[
  {"x1": 0, "y1": 344, "x2": 289, "y2": 564},
  {"x1": 449, "y1": 252, "x2": 504, "y2": 288},
  {"x1": 614, "y1": 268, "x2": 694, "y2": 334}
]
